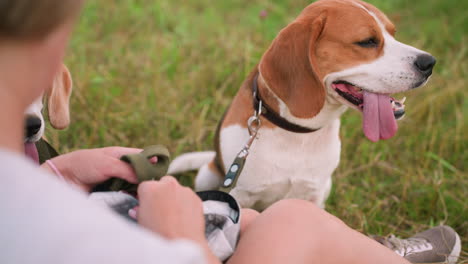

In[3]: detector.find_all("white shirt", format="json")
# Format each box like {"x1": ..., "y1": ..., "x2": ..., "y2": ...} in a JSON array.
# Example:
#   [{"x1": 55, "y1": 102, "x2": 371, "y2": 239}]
[{"x1": 0, "y1": 149, "x2": 206, "y2": 264}]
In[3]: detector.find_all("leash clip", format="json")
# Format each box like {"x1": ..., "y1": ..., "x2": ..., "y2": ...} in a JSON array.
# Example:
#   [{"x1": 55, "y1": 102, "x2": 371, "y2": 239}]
[
  {"x1": 247, "y1": 99, "x2": 262, "y2": 136},
  {"x1": 221, "y1": 106, "x2": 263, "y2": 192}
]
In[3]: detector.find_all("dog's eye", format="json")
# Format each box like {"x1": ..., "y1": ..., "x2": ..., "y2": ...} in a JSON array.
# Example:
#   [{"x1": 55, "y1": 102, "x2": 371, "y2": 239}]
[{"x1": 355, "y1": 37, "x2": 379, "y2": 48}]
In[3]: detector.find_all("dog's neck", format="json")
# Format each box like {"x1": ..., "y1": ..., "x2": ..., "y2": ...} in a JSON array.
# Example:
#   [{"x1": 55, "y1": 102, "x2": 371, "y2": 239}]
[
  {"x1": 257, "y1": 72, "x2": 348, "y2": 130},
  {"x1": 253, "y1": 73, "x2": 319, "y2": 133}
]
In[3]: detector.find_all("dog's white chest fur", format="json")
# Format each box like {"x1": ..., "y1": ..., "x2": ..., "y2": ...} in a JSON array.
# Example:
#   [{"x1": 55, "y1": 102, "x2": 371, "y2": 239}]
[{"x1": 220, "y1": 119, "x2": 341, "y2": 210}]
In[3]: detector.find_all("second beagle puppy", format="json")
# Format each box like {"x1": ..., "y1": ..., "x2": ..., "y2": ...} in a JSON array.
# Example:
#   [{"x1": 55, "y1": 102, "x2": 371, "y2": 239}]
[{"x1": 24, "y1": 64, "x2": 73, "y2": 163}]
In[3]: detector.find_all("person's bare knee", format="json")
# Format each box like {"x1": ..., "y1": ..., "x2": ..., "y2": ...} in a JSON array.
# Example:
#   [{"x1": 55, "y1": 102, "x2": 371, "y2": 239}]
[
  {"x1": 267, "y1": 199, "x2": 346, "y2": 227},
  {"x1": 229, "y1": 199, "x2": 329, "y2": 263},
  {"x1": 240, "y1": 208, "x2": 259, "y2": 234}
]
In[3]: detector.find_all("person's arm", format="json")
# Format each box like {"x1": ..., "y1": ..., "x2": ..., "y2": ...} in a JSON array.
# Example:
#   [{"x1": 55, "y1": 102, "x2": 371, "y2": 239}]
[
  {"x1": 1, "y1": 153, "x2": 207, "y2": 264},
  {"x1": 40, "y1": 148, "x2": 221, "y2": 263}
]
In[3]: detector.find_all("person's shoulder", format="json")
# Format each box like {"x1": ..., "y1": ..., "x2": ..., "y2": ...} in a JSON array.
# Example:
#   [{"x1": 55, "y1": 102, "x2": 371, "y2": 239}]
[
  {"x1": 0, "y1": 148, "x2": 45, "y2": 172},
  {"x1": 0, "y1": 147, "x2": 66, "y2": 198},
  {"x1": 0, "y1": 148, "x2": 41, "y2": 176}
]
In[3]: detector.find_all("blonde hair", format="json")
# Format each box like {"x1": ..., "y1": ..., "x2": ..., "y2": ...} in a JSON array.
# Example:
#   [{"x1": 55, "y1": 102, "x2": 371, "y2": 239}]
[{"x1": 0, "y1": 0, "x2": 83, "y2": 40}]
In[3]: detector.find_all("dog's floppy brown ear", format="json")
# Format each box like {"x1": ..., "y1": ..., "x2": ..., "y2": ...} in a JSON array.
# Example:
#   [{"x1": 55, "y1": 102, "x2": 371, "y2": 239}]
[
  {"x1": 46, "y1": 64, "x2": 73, "y2": 130},
  {"x1": 259, "y1": 12, "x2": 327, "y2": 119}
]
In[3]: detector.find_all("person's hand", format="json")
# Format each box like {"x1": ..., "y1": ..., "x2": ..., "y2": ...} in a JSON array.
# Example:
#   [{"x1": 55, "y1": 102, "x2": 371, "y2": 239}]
[
  {"x1": 137, "y1": 176, "x2": 205, "y2": 241},
  {"x1": 137, "y1": 176, "x2": 221, "y2": 264},
  {"x1": 41, "y1": 147, "x2": 141, "y2": 192}
]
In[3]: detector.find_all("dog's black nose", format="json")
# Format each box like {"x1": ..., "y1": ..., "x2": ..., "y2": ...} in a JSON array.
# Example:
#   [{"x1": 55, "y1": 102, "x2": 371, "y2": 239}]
[
  {"x1": 25, "y1": 116, "x2": 42, "y2": 138},
  {"x1": 414, "y1": 54, "x2": 436, "y2": 77}
]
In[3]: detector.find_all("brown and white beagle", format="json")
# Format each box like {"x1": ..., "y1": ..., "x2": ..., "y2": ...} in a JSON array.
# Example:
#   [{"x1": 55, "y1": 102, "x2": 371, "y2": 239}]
[
  {"x1": 24, "y1": 64, "x2": 73, "y2": 163},
  {"x1": 169, "y1": 0, "x2": 436, "y2": 211}
]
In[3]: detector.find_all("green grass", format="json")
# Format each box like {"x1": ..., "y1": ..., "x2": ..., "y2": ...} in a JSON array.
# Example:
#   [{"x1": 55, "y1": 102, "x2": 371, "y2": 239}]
[{"x1": 48, "y1": 0, "x2": 466, "y2": 260}]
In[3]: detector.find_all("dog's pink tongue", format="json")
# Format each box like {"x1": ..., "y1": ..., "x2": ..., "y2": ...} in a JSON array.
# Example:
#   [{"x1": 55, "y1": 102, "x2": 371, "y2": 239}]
[
  {"x1": 362, "y1": 91, "x2": 398, "y2": 142},
  {"x1": 24, "y1": 142, "x2": 39, "y2": 164}
]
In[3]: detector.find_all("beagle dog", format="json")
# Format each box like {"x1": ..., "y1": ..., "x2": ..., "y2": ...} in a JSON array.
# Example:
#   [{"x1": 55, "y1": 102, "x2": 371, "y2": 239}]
[
  {"x1": 24, "y1": 64, "x2": 73, "y2": 163},
  {"x1": 169, "y1": 0, "x2": 436, "y2": 211}
]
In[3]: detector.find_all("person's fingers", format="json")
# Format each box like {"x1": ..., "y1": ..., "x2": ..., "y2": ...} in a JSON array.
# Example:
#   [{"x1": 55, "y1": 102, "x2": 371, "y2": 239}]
[
  {"x1": 104, "y1": 158, "x2": 139, "y2": 184},
  {"x1": 138, "y1": 177, "x2": 194, "y2": 203},
  {"x1": 101, "y1": 147, "x2": 142, "y2": 158},
  {"x1": 102, "y1": 147, "x2": 158, "y2": 163},
  {"x1": 149, "y1": 156, "x2": 158, "y2": 164},
  {"x1": 136, "y1": 182, "x2": 160, "y2": 227},
  {"x1": 100, "y1": 147, "x2": 159, "y2": 183},
  {"x1": 128, "y1": 206, "x2": 139, "y2": 220},
  {"x1": 138, "y1": 180, "x2": 159, "y2": 197},
  {"x1": 159, "y1": 175, "x2": 178, "y2": 184}
]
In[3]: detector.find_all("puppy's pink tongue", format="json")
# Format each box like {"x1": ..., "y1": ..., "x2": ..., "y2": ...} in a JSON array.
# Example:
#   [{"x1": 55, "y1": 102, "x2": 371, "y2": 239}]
[
  {"x1": 362, "y1": 91, "x2": 398, "y2": 142},
  {"x1": 24, "y1": 142, "x2": 39, "y2": 164}
]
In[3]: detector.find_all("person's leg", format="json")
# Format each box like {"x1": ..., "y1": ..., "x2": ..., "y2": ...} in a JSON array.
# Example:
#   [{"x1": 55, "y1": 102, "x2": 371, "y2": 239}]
[
  {"x1": 240, "y1": 208, "x2": 260, "y2": 234},
  {"x1": 229, "y1": 199, "x2": 409, "y2": 264}
]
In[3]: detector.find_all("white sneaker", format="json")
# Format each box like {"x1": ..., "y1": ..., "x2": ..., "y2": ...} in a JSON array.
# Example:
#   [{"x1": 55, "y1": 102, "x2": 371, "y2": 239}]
[{"x1": 374, "y1": 226, "x2": 461, "y2": 264}]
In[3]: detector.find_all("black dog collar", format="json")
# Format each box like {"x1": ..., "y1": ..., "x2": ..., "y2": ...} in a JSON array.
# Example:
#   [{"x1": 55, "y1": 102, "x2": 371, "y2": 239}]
[{"x1": 252, "y1": 73, "x2": 320, "y2": 133}]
